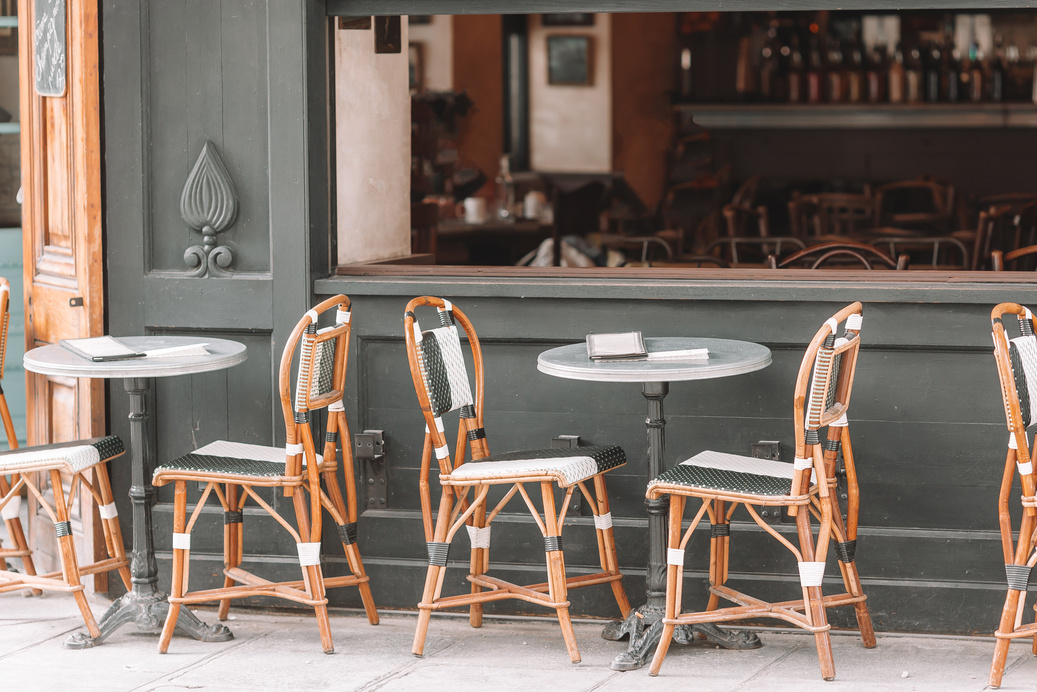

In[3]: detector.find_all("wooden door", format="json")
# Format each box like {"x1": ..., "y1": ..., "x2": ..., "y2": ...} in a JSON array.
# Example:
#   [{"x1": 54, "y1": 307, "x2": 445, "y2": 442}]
[{"x1": 18, "y1": 0, "x2": 105, "y2": 582}]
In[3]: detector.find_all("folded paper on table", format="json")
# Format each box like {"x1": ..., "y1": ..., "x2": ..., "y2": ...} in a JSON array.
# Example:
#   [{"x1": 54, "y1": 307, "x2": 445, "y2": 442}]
[
  {"x1": 645, "y1": 348, "x2": 709, "y2": 361},
  {"x1": 60, "y1": 336, "x2": 145, "y2": 362},
  {"x1": 144, "y1": 344, "x2": 210, "y2": 358},
  {"x1": 586, "y1": 331, "x2": 647, "y2": 360}
]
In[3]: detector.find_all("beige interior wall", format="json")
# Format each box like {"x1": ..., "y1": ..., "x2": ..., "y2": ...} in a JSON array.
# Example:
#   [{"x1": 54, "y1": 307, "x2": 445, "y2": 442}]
[
  {"x1": 408, "y1": 16, "x2": 452, "y2": 92},
  {"x1": 335, "y1": 23, "x2": 412, "y2": 264},
  {"x1": 528, "y1": 14, "x2": 611, "y2": 173}
]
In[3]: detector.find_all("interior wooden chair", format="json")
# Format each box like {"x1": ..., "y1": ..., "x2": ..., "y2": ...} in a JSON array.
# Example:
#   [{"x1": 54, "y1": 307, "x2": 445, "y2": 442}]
[
  {"x1": 0, "y1": 278, "x2": 132, "y2": 635},
  {"x1": 708, "y1": 235, "x2": 805, "y2": 267},
  {"x1": 789, "y1": 193, "x2": 876, "y2": 239},
  {"x1": 870, "y1": 235, "x2": 969, "y2": 269},
  {"x1": 404, "y1": 297, "x2": 630, "y2": 662},
  {"x1": 986, "y1": 303, "x2": 1037, "y2": 688},
  {"x1": 992, "y1": 245, "x2": 1037, "y2": 272},
  {"x1": 770, "y1": 241, "x2": 909, "y2": 270},
  {"x1": 972, "y1": 200, "x2": 1037, "y2": 271},
  {"x1": 153, "y1": 295, "x2": 378, "y2": 654},
  {"x1": 647, "y1": 302, "x2": 875, "y2": 680},
  {"x1": 874, "y1": 179, "x2": 953, "y2": 232}
]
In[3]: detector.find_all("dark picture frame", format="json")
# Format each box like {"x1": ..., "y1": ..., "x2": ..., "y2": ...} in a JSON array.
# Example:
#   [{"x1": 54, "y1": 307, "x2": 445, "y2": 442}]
[
  {"x1": 547, "y1": 35, "x2": 592, "y2": 86},
  {"x1": 542, "y1": 13, "x2": 594, "y2": 27}
]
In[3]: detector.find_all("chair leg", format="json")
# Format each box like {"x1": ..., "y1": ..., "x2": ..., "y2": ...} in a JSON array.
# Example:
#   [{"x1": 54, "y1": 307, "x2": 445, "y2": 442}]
[
  {"x1": 218, "y1": 483, "x2": 241, "y2": 622},
  {"x1": 468, "y1": 500, "x2": 487, "y2": 628},
  {"x1": 322, "y1": 468, "x2": 379, "y2": 625},
  {"x1": 705, "y1": 498, "x2": 730, "y2": 613},
  {"x1": 158, "y1": 481, "x2": 189, "y2": 653},
  {"x1": 649, "y1": 493, "x2": 685, "y2": 676},
  {"x1": 0, "y1": 472, "x2": 36, "y2": 579},
  {"x1": 50, "y1": 470, "x2": 101, "y2": 639},
  {"x1": 293, "y1": 491, "x2": 334, "y2": 654},
  {"x1": 591, "y1": 474, "x2": 631, "y2": 617},
  {"x1": 94, "y1": 463, "x2": 132, "y2": 591},
  {"x1": 795, "y1": 506, "x2": 835, "y2": 681},
  {"x1": 541, "y1": 482, "x2": 580, "y2": 664},
  {"x1": 990, "y1": 590, "x2": 1020, "y2": 688},
  {"x1": 413, "y1": 487, "x2": 455, "y2": 657}
]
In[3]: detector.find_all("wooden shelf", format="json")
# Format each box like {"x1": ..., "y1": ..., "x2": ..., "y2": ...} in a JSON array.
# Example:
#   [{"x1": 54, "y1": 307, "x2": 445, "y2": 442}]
[{"x1": 678, "y1": 103, "x2": 1037, "y2": 129}]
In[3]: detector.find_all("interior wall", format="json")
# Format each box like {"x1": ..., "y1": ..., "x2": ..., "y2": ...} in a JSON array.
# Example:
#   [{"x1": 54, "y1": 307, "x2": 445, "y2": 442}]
[
  {"x1": 408, "y1": 16, "x2": 452, "y2": 92},
  {"x1": 528, "y1": 13, "x2": 611, "y2": 173},
  {"x1": 452, "y1": 15, "x2": 503, "y2": 196},
  {"x1": 611, "y1": 13, "x2": 677, "y2": 209},
  {"x1": 334, "y1": 23, "x2": 412, "y2": 264}
]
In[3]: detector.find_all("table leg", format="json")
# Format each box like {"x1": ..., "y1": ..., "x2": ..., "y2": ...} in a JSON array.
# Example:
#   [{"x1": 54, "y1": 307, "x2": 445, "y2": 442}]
[
  {"x1": 603, "y1": 381, "x2": 759, "y2": 670},
  {"x1": 64, "y1": 377, "x2": 233, "y2": 648}
]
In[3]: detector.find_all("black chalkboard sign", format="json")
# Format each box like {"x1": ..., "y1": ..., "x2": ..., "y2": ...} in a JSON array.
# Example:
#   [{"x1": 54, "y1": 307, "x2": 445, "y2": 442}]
[{"x1": 34, "y1": 0, "x2": 65, "y2": 97}]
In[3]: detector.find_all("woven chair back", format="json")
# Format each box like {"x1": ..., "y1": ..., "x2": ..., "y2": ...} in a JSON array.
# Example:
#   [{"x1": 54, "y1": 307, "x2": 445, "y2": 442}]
[
  {"x1": 991, "y1": 304, "x2": 1037, "y2": 433},
  {"x1": 281, "y1": 295, "x2": 352, "y2": 432},
  {"x1": 404, "y1": 297, "x2": 486, "y2": 473},
  {"x1": 0, "y1": 277, "x2": 8, "y2": 382},
  {"x1": 794, "y1": 303, "x2": 864, "y2": 451}
]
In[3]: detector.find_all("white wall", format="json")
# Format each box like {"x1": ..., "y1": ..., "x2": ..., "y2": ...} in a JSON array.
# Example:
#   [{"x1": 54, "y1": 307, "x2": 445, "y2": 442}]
[
  {"x1": 334, "y1": 24, "x2": 412, "y2": 264},
  {"x1": 408, "y1": 16, "x2": 452, "y2": 92},
  {"x1": 528, "y1": 14, "x2": 611, "y2": 173}
]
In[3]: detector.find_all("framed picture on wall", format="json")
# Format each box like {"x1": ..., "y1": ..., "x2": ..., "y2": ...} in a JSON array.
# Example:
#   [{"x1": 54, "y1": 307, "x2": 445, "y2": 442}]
[
  {"x1": 547, "y1": 35, "x2": 592, "y2": 86},
  {"x1": 408, "y1": 42, "x2": 424, "y2": 93},
  {"x1": 542, "y1": 13, "x2": 594, "y2": 27}
]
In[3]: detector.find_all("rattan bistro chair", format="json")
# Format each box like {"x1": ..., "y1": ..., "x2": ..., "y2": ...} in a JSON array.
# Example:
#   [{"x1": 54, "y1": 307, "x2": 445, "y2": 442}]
[
  {"x1": 647, "y1": 303, "x2": 876, "y2": 680},
  {"x1": 986, "y1": 303, "x2": 1037, "y2": 688},
  {"x1": 0, "y1": 278, "x2": 132, "y2": 635},
  {"x1": 404, "y1": 297, "x2": 631, "y2": 662},
  {"x1": 153, "y1": 295, "x2": 378, "y2": 654}
]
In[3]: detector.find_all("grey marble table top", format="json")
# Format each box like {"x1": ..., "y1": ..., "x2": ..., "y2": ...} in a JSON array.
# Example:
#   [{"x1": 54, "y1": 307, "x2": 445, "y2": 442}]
[
  {"x1": 537, "y1": 337, "x2": 771, "y2": 383},
  {"x1": 24, "y1": 336, "x2": 247, "y2": 379}
]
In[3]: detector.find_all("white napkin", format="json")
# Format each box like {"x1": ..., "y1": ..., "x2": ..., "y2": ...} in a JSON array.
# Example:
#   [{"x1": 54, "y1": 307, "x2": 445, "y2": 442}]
[
  {"x1": 645, "y1": 348, "x2": 709, "y2": 361},
  {"x1": 144, "y1": 343, "x2": 210, "y2": 358}
]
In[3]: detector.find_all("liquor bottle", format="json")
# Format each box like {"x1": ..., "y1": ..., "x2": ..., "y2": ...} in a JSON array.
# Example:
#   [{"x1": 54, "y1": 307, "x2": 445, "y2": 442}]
[
  {"x1": 806, "y1": 36, "x2": 824, "y2": 104},
  {"x1": 905, "y1": 45, "x2": 923, "y2": 103},
  {"x1": 845, "y1": 38, "x2": 864, "y2": 104},
  {"x1": 924, "y1": 42, "x2": 941, "y2": 103},
  {"x1": 990, "y1": 48, "x2": 1005, "y2": 102},
  {"x1": 787, "y1": 34, "x2": 805, "y2": 103},
  {"x1": 866, "y1": 44, "x2": 886, "y2": 104},
  {"x1": 969, "y1": 43, "x2": 985, "y2": 102},
  {"x1": 943, "y1": 44, "x2": 961, "y2": 103},
  {"x1": 679, "y1": 47, "x2": 693, "y2": 101},
  {"x1": 888, "y1": 43, "x2": 906, "y2": 104},
  {"x1": 735, "y1": 34, "x2": 759, "y2": 102},
  {"x1": 759, "y1": 27, "x2": 779, "y2": 102},
  {"x1": 825, "y1": 34, "x2": 845, "y2": 103}
]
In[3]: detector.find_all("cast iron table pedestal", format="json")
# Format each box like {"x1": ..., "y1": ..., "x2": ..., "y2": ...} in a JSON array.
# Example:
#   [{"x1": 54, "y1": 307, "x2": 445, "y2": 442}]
[
  {"x1": 537, "y1": 337, "x2": 772, "y2": 670},
  {"x1": 24, "y1": 336, "x2": 248, "y2": 649}
]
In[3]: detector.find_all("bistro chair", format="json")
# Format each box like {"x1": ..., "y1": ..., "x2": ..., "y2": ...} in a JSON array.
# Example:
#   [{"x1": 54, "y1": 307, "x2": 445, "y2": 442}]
[
  {"x1": 788, "y1": 193, "x2": 875, "y2": 239},
  {"x1": 0, "y1": 278, "x2": 132, "y2": 635},
  {"x1": 770, "y1": 241, "x2": 909, "y2": 270},
  {"x1": 152, "y1": 295, "x2": 378, "y2": 654},
  {"x1": 707, "y1": 235, "x2": 805, "y2": 267},
  {"x1": 404, "y1": 297, "x2": 630, "y2": 662},
  {"x1": 870, "y1": 235, "x2": 969, "y2": 269},
  {"x1": 992, "y1": 245, "x2": 1037, "y2": 272},
  {"x1": 873, "y1": 179, "x2": 954, "y2": 232},
  {"x1": 647, "y1": 302, "x2": 876, "y2": 680},
  {"x1": 986, "y1": 302, "x2": 1037, "y2": 687}
]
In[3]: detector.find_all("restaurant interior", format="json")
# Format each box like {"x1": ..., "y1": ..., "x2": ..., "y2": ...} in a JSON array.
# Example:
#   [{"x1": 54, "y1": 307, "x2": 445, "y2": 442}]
[{"x1": 342, "y1": 10, "x2": 1037, "y2": 273}]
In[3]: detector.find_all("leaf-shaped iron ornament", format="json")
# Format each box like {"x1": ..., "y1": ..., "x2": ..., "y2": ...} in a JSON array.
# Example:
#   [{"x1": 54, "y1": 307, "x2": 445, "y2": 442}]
[{"x1": 181, "y1": 142, "x2": 239, "y2": 277}]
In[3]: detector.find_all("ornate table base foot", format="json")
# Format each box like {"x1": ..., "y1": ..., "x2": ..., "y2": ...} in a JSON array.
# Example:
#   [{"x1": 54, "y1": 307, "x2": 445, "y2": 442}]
[
  {"x1": 603, "y1": 605, "x2": 762, "y2": 671},
  {"x1": 64, "y1": 589, "x2": 234, "y2": 649}
]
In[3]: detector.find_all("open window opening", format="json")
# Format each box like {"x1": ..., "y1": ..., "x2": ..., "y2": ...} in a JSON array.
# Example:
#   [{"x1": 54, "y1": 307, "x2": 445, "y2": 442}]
[{"x1": 331, "y1": 9, "x2": 1037, "y2": 280}]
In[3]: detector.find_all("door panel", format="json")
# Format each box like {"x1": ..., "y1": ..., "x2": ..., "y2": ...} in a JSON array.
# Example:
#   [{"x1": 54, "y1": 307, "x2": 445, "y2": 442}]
[{"x1": 19, "y1": 0, "x2": 106, "y2": 585}]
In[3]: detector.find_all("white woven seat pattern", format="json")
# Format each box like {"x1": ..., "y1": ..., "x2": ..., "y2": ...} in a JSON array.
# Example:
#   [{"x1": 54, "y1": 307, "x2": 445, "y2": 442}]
[
  {"x1": 446, "y1": 445, "x2": 625, "y2": 487},
  {"x1": 681, "y1": 449, "x2": 815, "y2": 482},
  {"x1": 193, "y1": 440, "x2": 321, "y2": 465},
  {"x1": 0, "y1": 436, "x2": 123, "y2": 474}
]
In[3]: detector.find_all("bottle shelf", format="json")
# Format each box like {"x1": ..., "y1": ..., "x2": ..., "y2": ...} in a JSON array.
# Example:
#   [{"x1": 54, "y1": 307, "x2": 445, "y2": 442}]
[{"x1": 676, "y1": 102, "x2": 1037, "y2": 129}]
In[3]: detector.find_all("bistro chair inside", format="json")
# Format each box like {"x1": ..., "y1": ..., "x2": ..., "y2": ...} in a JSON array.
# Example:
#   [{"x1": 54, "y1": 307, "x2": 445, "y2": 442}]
[
  {"x1": 646, "y1": 302, "x2": 876, "y2": 680},
  {"x1": 403, "y1": 296, "x2": 631, "y2": 663},
  {"x1": 986, "y1": 303, "x2": 1037, "y2": 688},
  {"x1": 0, "y1": 276, "x2": 132, "y2": 639},
  {"x1": 152, "y1": 295, "x2": 378, "y2": 654}
]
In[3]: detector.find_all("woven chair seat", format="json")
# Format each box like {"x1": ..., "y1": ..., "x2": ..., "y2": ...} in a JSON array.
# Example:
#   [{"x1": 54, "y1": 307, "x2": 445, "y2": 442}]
[
  {"x1": 0, "y1": 436, "x2": 124, "y2": 474},
  {"x1": 155, "y1": 440, "x2": 321, "y2": 480},
  {"x1": 648, "y1": 450, "x2": 815, "y2": 498},
  {"x1": 445, "y1": 445, "x2": 625, "y2": 487}
]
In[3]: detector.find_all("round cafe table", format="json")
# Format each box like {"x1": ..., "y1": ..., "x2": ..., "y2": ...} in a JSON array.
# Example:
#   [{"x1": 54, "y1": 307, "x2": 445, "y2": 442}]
[
  {"x1": 537, "y1": 337, "x2": 772, "y2": 670},
  {"x1": 24, "y1": 336, "x2": 247, "y2": 648}
]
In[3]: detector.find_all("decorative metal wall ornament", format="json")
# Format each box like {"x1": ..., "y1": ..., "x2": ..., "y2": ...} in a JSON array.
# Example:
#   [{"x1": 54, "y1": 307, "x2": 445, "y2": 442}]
[{"x1": 180, "y1": 142, "x2": 239, "y2": 278}]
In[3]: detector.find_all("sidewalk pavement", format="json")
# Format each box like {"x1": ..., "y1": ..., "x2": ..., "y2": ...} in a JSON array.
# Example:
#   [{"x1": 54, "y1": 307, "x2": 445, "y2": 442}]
[{"x1": 3, "y1": 590, "x2": 1037, "y2": 692}]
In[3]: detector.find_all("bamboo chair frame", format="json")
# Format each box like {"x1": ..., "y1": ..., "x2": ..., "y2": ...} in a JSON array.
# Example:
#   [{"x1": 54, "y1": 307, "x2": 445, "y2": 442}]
[
  {"x1": 986, "y1": 302, "x2": 1037, "y2": 688},
  {"x1": 403, "y1": 296, "x2": 631, "y2": 663},
  {"x1": 647, "y1": 302, "x2": 876, "y2": 680},
  {"x1": 0, "y1": 278, "x2": 132, "y2": 630},
  {"x1": 153, "y1": 295, "x2": 378, "y2": 654}
]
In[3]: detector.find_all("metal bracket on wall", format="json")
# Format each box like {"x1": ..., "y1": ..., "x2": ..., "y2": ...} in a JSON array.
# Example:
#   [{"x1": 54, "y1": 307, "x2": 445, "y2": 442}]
[
  {"x1": 751, "y1": 441, "x2": 785, "y2": 524},
  {"x1": 553, "y1": 435, "x2": 583, "y2": 515},
  {"x1": 356, "y1": 429, "x2": 386, "y2": 509}
]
